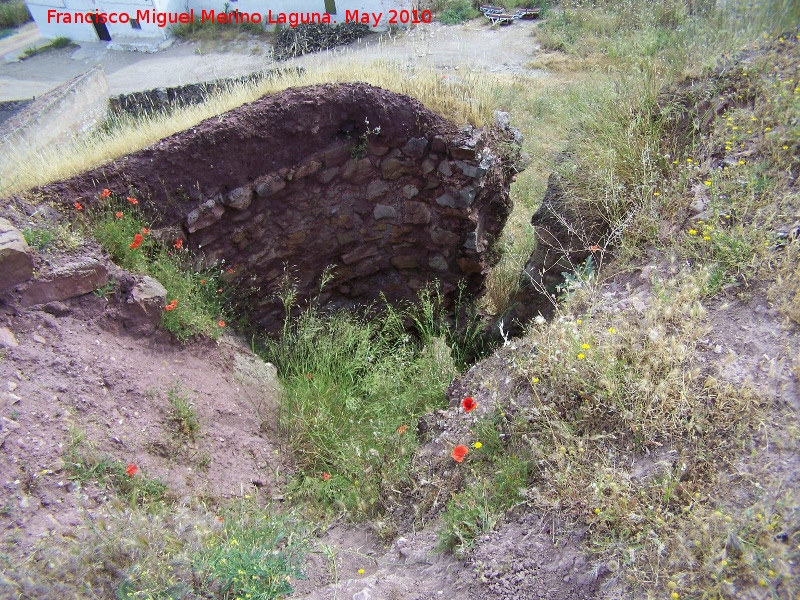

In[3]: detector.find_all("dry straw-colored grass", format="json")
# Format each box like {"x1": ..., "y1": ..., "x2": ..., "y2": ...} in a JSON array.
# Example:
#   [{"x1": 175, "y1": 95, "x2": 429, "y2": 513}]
[{"x1": 0, "y1": 59, "x2": 499, "y2": 198}]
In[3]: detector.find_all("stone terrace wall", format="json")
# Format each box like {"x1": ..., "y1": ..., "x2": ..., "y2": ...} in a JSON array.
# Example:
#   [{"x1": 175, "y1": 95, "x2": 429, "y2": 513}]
[
  {"x1": 107, "y1": 68, "x2": 303, "y2": 117},
  {"x1": 37, "y1": 83, "x2": 523, "y2": 332}
]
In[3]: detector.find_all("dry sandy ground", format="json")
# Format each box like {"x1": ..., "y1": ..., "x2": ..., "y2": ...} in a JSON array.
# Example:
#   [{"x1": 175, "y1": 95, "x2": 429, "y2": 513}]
[{"x1": 0, "y1": 19, "x2": 542, "y2": 101}]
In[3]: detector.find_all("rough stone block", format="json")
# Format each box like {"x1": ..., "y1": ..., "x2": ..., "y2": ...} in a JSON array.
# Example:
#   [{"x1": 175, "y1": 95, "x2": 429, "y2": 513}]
[
  {"x1": 342, "y1": 158, "x2": 374, "y2": 183},
  {"x1": 402, "y1": 185, "x2": 419, "y2": 199},
  {"x1": 391, "y1": 255, "x2": 419, "y2": 269},
  {"x1": 366, "y1": 180, "x2": 391, "y2": 200},
  {"x1": 255, "y1": 176, "x2": 286, "y2": 197},
  {"x1": 186, "y1": 199, "x2": 225, "y2": 233},
  {"x1": 437, "y1": 160, "x2": 453, "y2": 177},
  {"x1": 373, "y1": 204, "x2": 397, "y2": 220},
  {"x1": 342, "y1": 245, "x2": 379, "y2": 265},
  {"x1": 321, "y1": 143, "x2": 352, "y2": 167},
  {"x1": 224, "y1": 186, "x2": 253, "y2": 210},
  {"x1": 454, "y1": 160, "x2": 480, "y2": 178},
  {"x1": 380, "y1": 157, "x2": 414, "y2": 180},
  {"x1": 401, "y1": 137, "x2": 429, "y2": 159},
  {"x1": 367, "y1": 142, "x2": 390, "y2": 156},
  {"x1": 0, "y1": 218, "x2": 34, "y2": 292},
  {"x1": 430, "y1": 227, "x2": 461, "y2": 246},
  {"x1": 131, "y1": 276, "x2": 167, "y2": 324},
  {"x1": 435, "y1": 193, "x2": 458, "y2": 209},
  {"x1": 21, "y1": 258, "x2": 108, "y2": 307},
  {"x1": 403, "y1": 201, "x2": 431, "y2": 224},
  {"x1": 317, "y1": 167, "x2": 339, "y2": 184},
  {"x1": 337, "y1": 231, "x2": 360, "y2": 246},
  {"x1": 428, "y1": 254, "x2": 449, "y2": 271},
  {"x1": 295, "y1": 159, "x2": 322, "y2": 180}
]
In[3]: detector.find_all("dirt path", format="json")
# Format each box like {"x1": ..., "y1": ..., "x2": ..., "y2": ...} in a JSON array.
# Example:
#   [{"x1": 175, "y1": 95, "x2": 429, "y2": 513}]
[{"x1": 0, "y1": 19, "x2": 542, "y2": 101}]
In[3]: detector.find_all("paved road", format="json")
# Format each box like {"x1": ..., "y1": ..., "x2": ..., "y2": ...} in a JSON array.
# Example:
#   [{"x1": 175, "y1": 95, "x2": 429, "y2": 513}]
[{"x1": 0, "y1": 19, "x2": 541, "y2": 102}]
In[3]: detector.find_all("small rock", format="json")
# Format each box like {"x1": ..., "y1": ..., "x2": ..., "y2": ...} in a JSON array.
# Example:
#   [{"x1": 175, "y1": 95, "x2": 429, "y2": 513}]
[
  {"x1": 402, "y1": 185, "x2": 419, "y2": 199},
  {"x1": 688, "y1": 198, "x2": 707, "y2": 215},
  {"x1": 43, "y1": 301, "x2": 71, "y2": 316},
  {"x1": 428, "y1": 254, "x2": 449, "y2": 271},
  {"x1": 401, "y1": 136, "x2": 429, "y2": 159},
  {"x1": 373, "y1": 204, "x2": 397, "y2": 220},
  {"x1": 366, "y1": 180, "x2": 390, "y2": 201},
  {"x1": 186, "y1": 199, "x2": 225, "y2": 233},
  {"x1": 131, "y1": 276, "x2": 168, "y2": 321},
  {"x1": 21, "y1": 258, "x2": 108, "y2": 307},
  {"x1": 0, "y1": 217, "x2": 35, "y2": 292},
  {"x1": 493, "y1": 110, "x2": 511, "y2": 130},
  {"x1": 32, "y1": 334, "x2": 46, "y2": 344},
  {"x1": 0, "y1": 326, "x2": 18, "y2": 348},
  {"x1": 255, "y1": 175, "x2": 287, "y2": 197},
  {"x1": 2, "y1": 392, "x2": 21, "y2": 406},
  {"x1": 224, "y1": 186, "x2": 254, "y2": 211},
  {"x1": 437, "y1": 160, "x2": 453, "y2": 177}
]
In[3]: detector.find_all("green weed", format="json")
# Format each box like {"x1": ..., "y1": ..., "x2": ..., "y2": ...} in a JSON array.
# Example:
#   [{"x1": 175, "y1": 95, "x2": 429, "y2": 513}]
[
  {"x1": 0, "y1": 1, "x2": 30, "y2": 28},
  {"x1": 438, "y1": 0, "x2": 479, "y2": 25},
  {"x1": 193, "y1": 501, "x2": 307, "y2": 599},
  {"x1": 261, "y1": 274, "x2": 490, "y2": 519},
  {"x1": 167, "y1": 384, "x2": 200, "y2": 441},
  {"x1": 88, "y1": 191, "x2": 233, "y2": 340},
  {"x1": 64, "y1": 429, "x2": 167, "y2": 505}
]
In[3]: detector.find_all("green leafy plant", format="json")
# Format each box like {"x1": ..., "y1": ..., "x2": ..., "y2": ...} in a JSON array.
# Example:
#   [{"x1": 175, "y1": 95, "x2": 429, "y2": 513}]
[
  {"x1": 89, "y1": 191, "x2": 233, "y2": 340},
  {"x1": 439, "y1": 0, "x2": 479, "y2": 24},
  {"x1": 167, "y1": 384, "x2": 200, "y2": 441},
  {"x1": 193, "y1": 502, "x2": 306, "y2": 599}
]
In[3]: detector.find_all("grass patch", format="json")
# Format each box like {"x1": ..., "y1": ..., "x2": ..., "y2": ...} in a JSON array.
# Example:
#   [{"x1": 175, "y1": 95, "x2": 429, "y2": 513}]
[
  {"x1": 171, "y1": 15, "x2": 270, "y2": 52},
  {"x1": 0, "y1": 0, "x2": 30, "y2": 28},
  {"x1": 439, "y1": 0, "x2": 480, "y2": 24},
  {"x1": 63, "y1": 427, "x2": 167, "y2": 506},
  {"x1": 21, "y1": 36, "x2": 73, "y2": 59},
  {"x1": 259, "y1": 275, "x2": 487, "y2": 520},
  {"x1": 167, "y1": 383, "x2": 201, "y2": 441},
  {"x1": 0, "y1": 495, "x2": 307, "y2": 599},
  {"x1": 193, "y1": 501, "x2": 307, "y2": 598},
  {"x1": 86, "y1": 190, "x2": 234, "y2": 340}
]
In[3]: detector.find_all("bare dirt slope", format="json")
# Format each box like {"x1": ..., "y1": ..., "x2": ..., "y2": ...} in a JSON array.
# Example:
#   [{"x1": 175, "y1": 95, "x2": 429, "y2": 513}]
[{"x1": 0, "y1": 292, "x2": 287, "y2": 552}]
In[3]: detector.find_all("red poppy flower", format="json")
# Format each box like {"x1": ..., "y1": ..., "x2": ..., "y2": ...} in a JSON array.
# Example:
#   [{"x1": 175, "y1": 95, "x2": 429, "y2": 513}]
[
  {"x1": 397, "y1": 424, "x2": 408, "y2": 435},
  {"x1": 115, "y1": 211, "x2": 123, "y2": 219},
  {"x1": 589, "y1": 245, "x2": 600, "y2": 252},
  {"x1": 74, "y1": 202, "x2": 83, "y2": 211},
  {"x1": 216, "y1": 516, "x2": 224, "y2": 522},
  {"x1": 129, "y1": 233, "x2": 143, "y2": 249},
  {"x1": 174, "y1": 239, "x2": 183, "y2": 249},
  {"x1": 227, "y1": 268, "x2": 234, "y2": 274},
  {"x1": 200, "y1": 279, "x2": 206, "y2": 284},
  {"x1": 125, "y1": 463, "x2": 138, "y2": 477},
  {"x1": 164, "y1": 299, "x2": 178, "y2": 311},
  {"x1": 322, "y1": 472, "x2": 330, "y2": 481},
  {"x1": 218, "y1": 320, "x2": 226, "y2": 327},
  {"x1": 462, "y1": 397, "x2": 477, "y2": 412},
  {"x1": 451, "y1": 445, "x2": 469, "y2": 463},
  {"x1": 100, "y1": 189, "x2": 111, "y2": 199},
  {"x1": 141, "y1": 228, "x2": 149, "y2": 235},
  {"x1": 127, "y1": 197, "x2": 138, "y2": 205}
]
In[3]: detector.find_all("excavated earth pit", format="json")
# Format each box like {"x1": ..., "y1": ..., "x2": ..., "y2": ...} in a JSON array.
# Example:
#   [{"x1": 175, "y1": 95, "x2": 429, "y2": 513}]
[{"x1": 34, "y1": 83, "x2": 524, "y2": 332}]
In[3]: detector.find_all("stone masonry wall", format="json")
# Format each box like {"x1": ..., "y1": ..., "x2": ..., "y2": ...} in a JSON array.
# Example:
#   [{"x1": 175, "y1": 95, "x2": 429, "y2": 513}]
[{"x1": 37, "y1": 83, "x2": 523, "y2": 332}]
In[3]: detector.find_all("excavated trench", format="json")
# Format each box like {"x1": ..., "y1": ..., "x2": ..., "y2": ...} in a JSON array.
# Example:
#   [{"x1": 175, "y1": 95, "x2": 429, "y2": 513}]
[{"x1": 36, "y1": 83, "x2": 525, "y2": 332}]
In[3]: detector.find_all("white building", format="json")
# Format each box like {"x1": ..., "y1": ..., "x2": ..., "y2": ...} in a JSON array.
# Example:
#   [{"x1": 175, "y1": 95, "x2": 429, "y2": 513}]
[{"x1": 24, "y1": 0, "x2": 411, "y2": 44}]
